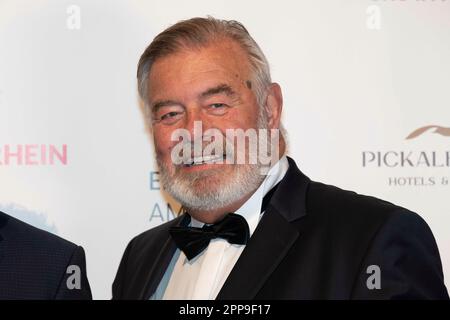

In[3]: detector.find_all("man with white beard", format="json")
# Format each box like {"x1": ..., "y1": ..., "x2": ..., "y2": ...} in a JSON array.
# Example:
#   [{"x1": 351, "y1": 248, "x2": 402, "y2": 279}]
[{"x1": 112, "y1": 17, "x2": 448, "y2": 300}]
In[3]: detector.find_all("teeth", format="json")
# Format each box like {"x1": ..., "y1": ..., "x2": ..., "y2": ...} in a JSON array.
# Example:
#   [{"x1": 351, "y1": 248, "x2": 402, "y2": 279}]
[{"x1": 189, "y1": 154, "x2": 224, "y2": 166}]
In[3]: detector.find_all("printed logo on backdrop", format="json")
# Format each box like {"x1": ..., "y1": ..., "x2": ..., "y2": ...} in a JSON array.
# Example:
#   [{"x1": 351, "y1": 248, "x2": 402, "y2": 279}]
[
  {"x1": 362, "y1": 124, "x2": 449, "y2": 187},
  {"x1": 148, "y1": 171, "x2": 182, "y2": 223},
  {"x1": 0, "y1": 144, "x2": 67, "y2": 165},
  {"x1": 405, "y1": 125, "x2": 450, "y2": 140}
]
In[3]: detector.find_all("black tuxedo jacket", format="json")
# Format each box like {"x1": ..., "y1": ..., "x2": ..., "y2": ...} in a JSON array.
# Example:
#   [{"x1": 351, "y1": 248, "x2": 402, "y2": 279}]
[
  {"x1": 112, "y1": 157, "x2": 449, "y2": 299},
  {"x1": 0, "y1": 211, "x2": 92, "y2": 299}
]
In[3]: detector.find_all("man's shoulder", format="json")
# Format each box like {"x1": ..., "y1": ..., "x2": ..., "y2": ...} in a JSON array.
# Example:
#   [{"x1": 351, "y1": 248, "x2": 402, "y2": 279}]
[
  {"x1": 308, "y1": 180, "x2": 406, "y2": 214},
  {"x1": 296, "y1": 179, "x2": 437, "y2": 267},
  {"x1": 0, "y1": 211, "x2": 91, "y2": 299},
  {"x1": 284, "y1": 157, "x2": 416, "y2": 227},
  {"x1": 304, "y1": 180, "x2": 422, "y2": 233},
  {"x1": 0, "y1": 211, "x2": 78, "y2": 254}
]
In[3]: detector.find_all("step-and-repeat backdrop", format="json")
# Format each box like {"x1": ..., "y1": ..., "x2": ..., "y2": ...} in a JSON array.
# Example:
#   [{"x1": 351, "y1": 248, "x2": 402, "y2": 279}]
[{"x1": 0, "y1": 0, "x2": 449, "y2": 299}]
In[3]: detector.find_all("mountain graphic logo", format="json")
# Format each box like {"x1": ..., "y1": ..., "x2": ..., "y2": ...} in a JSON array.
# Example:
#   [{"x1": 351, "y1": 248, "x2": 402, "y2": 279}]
[{"x1": 406, "y1": 125, "x2": 450, "y2": 140}]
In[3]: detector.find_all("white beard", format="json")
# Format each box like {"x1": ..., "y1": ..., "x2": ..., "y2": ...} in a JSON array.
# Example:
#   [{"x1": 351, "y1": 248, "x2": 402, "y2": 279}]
[{"x1": 158, "y1": 160, "x2": 264, "y2": 211}]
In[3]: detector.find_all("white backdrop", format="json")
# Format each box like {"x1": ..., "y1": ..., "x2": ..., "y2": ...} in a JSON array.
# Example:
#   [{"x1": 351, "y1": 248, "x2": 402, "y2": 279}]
[{"x1": 0, "y1": 0, "x2": 448, "y2": 299}]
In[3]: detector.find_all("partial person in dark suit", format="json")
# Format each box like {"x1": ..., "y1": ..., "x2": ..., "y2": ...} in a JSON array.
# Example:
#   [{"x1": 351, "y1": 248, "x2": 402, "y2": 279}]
[
  {"x1": 0, "y1": 211, "x2": 92, "y2": 299},
  {"x1": 113, "y1": 17, "x2": 449, "y2": 300}
]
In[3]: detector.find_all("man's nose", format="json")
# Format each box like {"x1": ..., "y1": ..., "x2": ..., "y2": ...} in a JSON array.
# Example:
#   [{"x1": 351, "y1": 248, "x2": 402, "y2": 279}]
[{"x1": 183, "y1": 108, "x2": 212, "y2": 137}]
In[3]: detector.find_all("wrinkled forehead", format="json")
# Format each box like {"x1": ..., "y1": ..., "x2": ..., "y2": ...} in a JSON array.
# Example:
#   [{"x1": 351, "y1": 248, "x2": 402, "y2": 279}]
[{"x1": 147, "y1": 39, "x2": 253, "y2": 99}]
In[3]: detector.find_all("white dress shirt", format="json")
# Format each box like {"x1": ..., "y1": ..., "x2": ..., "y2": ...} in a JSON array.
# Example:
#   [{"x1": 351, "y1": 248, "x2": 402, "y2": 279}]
[{"x1": 161, "y1": 156, "x2": 289, "y2": 300}]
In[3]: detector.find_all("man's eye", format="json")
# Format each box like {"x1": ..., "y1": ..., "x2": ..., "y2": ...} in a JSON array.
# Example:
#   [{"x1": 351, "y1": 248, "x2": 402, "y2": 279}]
[
  {"x1": 210, "y1": 103, "x2": 226, "y2": 109},
  {"x1": 154, "y1": 110, "x2": 184, "y2": 124},
  {"x1": 160, "y1": 111, "x2": 180, "y2": 120},
  {"x1": 208, "y1": 103, "x2": 229, "y2": 111},
  {"x1": 207, "y1": 103, "x2": 229, "y2": 115}
]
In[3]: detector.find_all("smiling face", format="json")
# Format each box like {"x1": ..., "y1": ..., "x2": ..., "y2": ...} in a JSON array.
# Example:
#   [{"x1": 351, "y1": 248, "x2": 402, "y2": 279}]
[{"x1": 147, "y1": 38, "x2": 277, "y2": 214}]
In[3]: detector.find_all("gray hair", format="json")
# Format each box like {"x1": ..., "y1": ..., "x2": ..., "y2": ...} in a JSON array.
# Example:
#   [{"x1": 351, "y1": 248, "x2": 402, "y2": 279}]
[{"x1": 137, "y1": 16, "x2": 272, "y2": 110}]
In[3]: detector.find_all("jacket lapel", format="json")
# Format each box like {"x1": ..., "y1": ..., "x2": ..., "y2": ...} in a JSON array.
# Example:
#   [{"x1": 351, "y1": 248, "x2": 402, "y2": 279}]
[
  {"x1": 216, "y1": 157, "x2": 310, "y2": 299},
  {"x1": 139, "y1": 235, "x2": 177, "y2": 299},
  {"x1": 139, "y1": 214, "x2": 188, "y2": 299},
  {"x1": 216, "y1": 206, "x2": 299, "y2": 299}
]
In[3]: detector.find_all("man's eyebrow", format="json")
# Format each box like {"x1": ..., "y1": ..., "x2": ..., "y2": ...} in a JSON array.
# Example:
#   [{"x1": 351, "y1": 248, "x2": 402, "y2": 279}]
[
  {"x1": 151, "y1": 100, "x2": 182, "y2": 112},
  {"x1": 150, "y1": 84, "x2": 236, "y2": 111},
  {"x1": 199, "y1": 84, "x2": 237, "y2": 99}
]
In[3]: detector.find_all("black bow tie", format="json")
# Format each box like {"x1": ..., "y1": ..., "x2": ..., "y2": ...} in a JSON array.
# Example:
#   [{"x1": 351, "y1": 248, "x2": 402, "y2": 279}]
[{"x1": 169, "y1": 182, "x2": 280, "y2": 260}]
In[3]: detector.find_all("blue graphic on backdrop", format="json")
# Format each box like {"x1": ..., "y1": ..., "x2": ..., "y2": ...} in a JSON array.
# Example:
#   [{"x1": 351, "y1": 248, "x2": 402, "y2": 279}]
[{"x1": 0, "y1": 203, "x2": 58, "y2": 234}]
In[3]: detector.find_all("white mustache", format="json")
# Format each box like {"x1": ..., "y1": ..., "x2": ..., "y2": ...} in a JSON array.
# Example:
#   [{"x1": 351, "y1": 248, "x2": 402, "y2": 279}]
[{"x1": 175, "y1": 136, "x2": 235, "y2": 166}]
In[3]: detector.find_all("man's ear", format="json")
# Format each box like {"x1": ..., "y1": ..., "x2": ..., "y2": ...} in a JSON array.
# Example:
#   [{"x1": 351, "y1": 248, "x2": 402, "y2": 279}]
[{"x1": 265, "y1": 83, "x2": 283, "y2": 129}]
